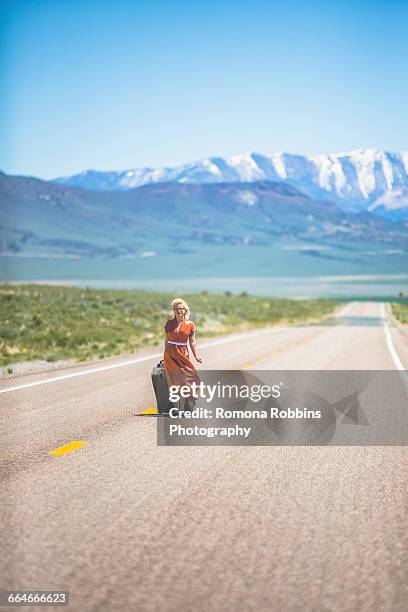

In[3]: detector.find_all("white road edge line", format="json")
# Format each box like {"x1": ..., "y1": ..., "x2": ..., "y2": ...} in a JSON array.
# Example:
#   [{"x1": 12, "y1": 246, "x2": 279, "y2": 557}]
[
  {"x1": 381, "y1": 302, "x2": 406, "y2": 371},
  {"x1": 0, "y1": 325, "x2": 290, "y2": 394}
]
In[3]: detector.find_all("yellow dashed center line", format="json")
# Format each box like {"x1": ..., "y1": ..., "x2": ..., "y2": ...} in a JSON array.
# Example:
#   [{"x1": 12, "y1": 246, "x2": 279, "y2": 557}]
[
  {"x1": 48, "y1": 440, "x2": 87, "y2": 456},
  {"x1": 241, "y1": 335, "x2": 318, "y2": 367},
  {"x1": 138, "y1": 407, "x2": 159, "y2": 415},
  {"x1": 266, "y1": 335, "x2": 318, "y2": 359}
]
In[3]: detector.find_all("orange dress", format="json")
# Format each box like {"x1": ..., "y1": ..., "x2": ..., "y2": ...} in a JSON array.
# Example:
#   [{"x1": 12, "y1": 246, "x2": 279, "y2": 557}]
[{"x1": 164, "y1": 318, "x2": 200, "y2": 390}]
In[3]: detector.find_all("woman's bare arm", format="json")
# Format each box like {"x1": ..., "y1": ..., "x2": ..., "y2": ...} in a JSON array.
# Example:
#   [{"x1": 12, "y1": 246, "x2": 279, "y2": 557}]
[
  {"x1": 163, "y1": 328, "x2": 169, "y2": 353},
  {"x1": 189, "y1": 332, "x2": 202, "y2": 363}
]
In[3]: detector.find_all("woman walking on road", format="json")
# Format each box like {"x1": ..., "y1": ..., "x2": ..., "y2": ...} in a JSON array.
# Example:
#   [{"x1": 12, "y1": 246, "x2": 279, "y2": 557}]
[{"x1": 164, "y1": 298, "x2": 202, "y2": 412}]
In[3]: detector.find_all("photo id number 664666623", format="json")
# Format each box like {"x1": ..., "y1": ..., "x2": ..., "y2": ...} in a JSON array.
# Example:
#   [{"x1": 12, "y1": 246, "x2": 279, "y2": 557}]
[{"x1": 0, "y1": 592, "x2": 69, "y2": 606}]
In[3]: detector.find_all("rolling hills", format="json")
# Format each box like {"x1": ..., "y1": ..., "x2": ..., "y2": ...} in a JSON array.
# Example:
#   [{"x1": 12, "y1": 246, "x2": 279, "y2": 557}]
[{"x1": 1, "y1": 171, "x2": 407, "y2": 281}]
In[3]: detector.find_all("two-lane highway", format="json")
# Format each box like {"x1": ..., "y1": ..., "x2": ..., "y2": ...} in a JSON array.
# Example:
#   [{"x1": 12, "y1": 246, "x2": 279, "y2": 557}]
[{"x1": 1, "y1": 302, "x2": 408, "y2": 612}]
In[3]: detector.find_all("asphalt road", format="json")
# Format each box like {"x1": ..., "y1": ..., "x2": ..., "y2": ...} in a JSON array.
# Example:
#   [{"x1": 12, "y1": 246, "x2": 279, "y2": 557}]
[{"x1": 1, "y1": 302, "x2": 408, "y2": 612}]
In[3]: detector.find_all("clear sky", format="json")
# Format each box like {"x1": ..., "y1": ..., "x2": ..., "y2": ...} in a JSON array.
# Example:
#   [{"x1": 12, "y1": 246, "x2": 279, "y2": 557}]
[{"x1": 1, "y1": 0, "x2": 407, "y2": 179}]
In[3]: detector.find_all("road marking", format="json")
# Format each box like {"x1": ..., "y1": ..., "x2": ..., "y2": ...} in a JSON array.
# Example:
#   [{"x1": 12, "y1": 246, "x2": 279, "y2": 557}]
[
  {"x1": 0, "y1": 352, "x2": 161, "y2": 395},
  {"x1": 381, "y1": 303, "x2": 405, "y2": 371},
  {"x1": 0, "y1": 325, "x2": 289, "y2": 395},
  {"x1": 338, "y1": 302, "x2": 356, "y2": 318},
  {"x1": 138, "y1": 407, "x2": 159, "y2": 415},
  {"x1": 48, "y1": 441, "x2": 87, "y2": 456}
]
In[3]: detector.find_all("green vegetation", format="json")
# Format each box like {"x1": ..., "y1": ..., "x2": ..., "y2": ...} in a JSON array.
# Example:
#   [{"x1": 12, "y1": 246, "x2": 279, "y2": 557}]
[
  {"x1": 392, "y1": 303, "x2": 408, "y2": 325},
  {"x1": 0, "y1": 284, "x2": 337, "y2": 366}
]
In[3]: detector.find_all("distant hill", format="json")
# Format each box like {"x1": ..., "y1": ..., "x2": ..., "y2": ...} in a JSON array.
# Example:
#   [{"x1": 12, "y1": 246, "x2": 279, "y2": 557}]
[
  {"x1": 1, "y1": 172, "x2": 407, "y2": 259},
  {"x1": 1, "y1": 171, "x2": 407, "y2": 282}
]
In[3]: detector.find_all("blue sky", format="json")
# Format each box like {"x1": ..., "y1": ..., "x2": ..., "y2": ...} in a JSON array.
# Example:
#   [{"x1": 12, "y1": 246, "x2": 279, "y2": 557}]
[{"x1": 1, "y1": 0, "x2": 408, "y2": 179}]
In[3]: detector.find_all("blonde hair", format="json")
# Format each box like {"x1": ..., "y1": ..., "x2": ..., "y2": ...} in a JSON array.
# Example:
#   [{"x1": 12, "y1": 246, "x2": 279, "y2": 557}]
[{"x1": 171, "y1": 298, "x2": 190, "y2": 320}]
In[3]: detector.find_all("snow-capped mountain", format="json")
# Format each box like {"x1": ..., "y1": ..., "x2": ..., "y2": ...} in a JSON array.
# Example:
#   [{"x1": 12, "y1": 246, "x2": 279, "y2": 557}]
[
  {"x1": 55, "y1": 149, "x2": 408, "y2": 217},
  {"x1": 368, "y1": 187, "x2": 408, "y2": 222}
]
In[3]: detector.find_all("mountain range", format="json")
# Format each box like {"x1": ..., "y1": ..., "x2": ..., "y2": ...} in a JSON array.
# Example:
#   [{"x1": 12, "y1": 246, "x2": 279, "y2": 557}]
[
  {"x1": 55, "y1": 149, "x2": 408, "y2": 222},
  {"x1": 1, "y1": 171, "x2": 407, "y2": 281}
]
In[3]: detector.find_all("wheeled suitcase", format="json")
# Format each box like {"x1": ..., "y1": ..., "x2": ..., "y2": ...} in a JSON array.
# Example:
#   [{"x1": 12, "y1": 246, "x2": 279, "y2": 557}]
[{"x1": 151, "y1": 360, "x2": 175, "y2": 414}]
